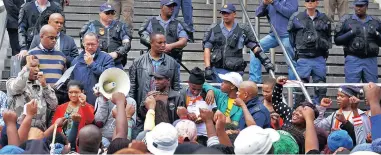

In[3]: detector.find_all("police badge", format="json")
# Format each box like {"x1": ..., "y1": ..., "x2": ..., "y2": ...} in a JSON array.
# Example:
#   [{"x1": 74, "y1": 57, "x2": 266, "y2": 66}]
[
  {"x1": 99, "y1": 28, "x2": 105, "y2": 36},
  {"x1": 224, "y1": 4, "x2": 228, "y2": 8}
]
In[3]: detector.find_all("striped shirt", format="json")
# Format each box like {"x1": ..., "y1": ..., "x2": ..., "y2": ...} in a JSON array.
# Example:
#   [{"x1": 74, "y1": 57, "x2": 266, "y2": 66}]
[{"x1": 29, "y1": 44, "x2": 66, "y2": 84}]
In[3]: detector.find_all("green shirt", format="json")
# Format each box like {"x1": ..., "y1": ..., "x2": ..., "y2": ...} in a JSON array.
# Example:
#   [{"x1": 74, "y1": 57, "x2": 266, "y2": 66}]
[{"x1": 202, "y1": 83, "x2": 243, "y2": 124}]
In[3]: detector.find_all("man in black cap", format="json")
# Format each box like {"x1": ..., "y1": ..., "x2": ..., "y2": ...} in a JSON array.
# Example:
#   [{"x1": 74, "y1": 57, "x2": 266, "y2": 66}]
[
  {"x1": 138, "y1": 0, "x2": 192, "y2": 62},
  {"x1": 80, "y1": 2, "x2": 132, "y2": 69},
  {"x1": 315, "y1": 85, "x2": 370, "y2": 144},
  {"x1": 178, "y1": 67, "x2": 217, "y2": 145},
  {"x1": 334, "y1": 0, "x2": 381, "y2": 83},
  {"x1": 129, "y1": 33, "x2": 181, "y2": 137},
  {"x1": 139, "y1": 65, "x2": 184, "y2": 127},
  {"x1": 203, "y1": 3, "x2": 274, "y2": 82}
]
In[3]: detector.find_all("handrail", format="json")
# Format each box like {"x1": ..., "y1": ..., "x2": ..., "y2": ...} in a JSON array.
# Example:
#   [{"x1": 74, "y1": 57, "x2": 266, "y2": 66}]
[
  {"x1": 0, "y1": 0, "x2": 7, "y2": 49},
  {"x1": 237, "y1": 0, "x2": 312, "y2": 103},
  {"x1": 179, "y1": 82, "x2": 381, "y2": 88},
  {"x1": 237, "y1": 0, "x2": 289, "y2": 104},
  {"x1": 213, "y1": 0, "x2": 217, "y2": 23},
  {"x1": 0, "y1": 79, "x2": 378, "y2": 87},
  {"x1": 267, "y1": 20, "x2": 313, "y2": 103}
]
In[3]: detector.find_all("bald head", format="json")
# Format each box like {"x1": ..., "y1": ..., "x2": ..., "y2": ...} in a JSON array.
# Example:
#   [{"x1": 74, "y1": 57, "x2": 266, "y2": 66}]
[
  {"x1": 78, "y1": 125, "x2": 102, "y2": 154},
  {"x1": 40, "y1": 25, "x2": 57, "y2": 35},
  {"x1": 40, "y1": 25, "x2": 57, "y2": 50},
  {"x1": 48, "y1": 13, "x2": 64, "y2": 32},
  {"x1": 49, "y1": 13, "x2": 64, "y2": 21},
  {"x1": 239, "y1": 81, "x2": 258, "y2": 100}
]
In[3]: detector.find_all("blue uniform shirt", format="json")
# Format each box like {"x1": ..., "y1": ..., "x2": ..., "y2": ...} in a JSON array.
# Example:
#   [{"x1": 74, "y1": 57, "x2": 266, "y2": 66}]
[
  {"x1": 238, "y1": 97, "x2": 271, "y2": 130},
  {"x1": 351, "y1": 14, "x2": 373, "y2": 24},
  {"x1": 146, "y1": 15, "x2": 189, "y2": 39}
]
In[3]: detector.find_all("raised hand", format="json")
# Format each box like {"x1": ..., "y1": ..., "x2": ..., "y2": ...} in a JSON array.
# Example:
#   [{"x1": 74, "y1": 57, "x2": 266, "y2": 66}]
[
  {"x1": 26, "y1": 99, "x2": 38, "y2": 116},
  {"x1": 320, "y1": 98, "x2": 332, "y2": 108},
  {"x1": 199, "y1": 108, "x2": 214, "y2": 122},
  {"x1": 276, "y1": 76, "x2": 287, "y2": 85}
]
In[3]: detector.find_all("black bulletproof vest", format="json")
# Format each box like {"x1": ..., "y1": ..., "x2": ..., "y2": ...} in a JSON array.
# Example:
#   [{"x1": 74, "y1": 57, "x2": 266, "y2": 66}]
[
  {"x1": 294, "y1": 13, "x2": 330, "y2": 58},
  {"x1": 344, "y1": 18, "x2": 379, "y2": 58},
  {"x1": 211, "y1": 24, "x2": 246, "y2": 71},
  {"x1": 91, "y1": 20, "x2": 123, "y2": 53},
  {"x1": 151, "y1": 18, "x2": 179, "y2": 44}
]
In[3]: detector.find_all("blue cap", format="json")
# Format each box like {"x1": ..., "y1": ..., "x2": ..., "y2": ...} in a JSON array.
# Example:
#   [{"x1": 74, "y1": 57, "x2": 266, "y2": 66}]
[
  {"x1": 0, "y1": 145, "x2": 24, "y2": 154},
  {"x1": 338, "y1": 85, "x2": 362, "y2": 97},
  {"x1": 220, "y1": 3, "x2": 236, "y2": 13},
  {"x1": 328, "y1": 130, "x2": 353, "y2": 152},
  {"x1": 354, "y1": 0, "x2": 368, "y2": 5},
  {"x1": 100, "y1": 2, "x2": 115, "y2": 12},
  {"x1": 160, "y1": 0, "x2": 177, "y2": 6}
]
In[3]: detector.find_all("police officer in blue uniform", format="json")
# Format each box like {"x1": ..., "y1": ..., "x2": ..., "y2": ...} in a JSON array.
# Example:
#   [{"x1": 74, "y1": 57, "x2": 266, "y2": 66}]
[
  {"x1": 203, "y1": 3, "x2": 274, "y2": 82},
  {"x1": 138, "y1": 0, "x2": 191, "y2": 63},
  {"x1": 335, "y1": 0, "x2": 381, "y2": 83},
  {"x1": 288, "y1": 0, "x2": 332, "y2": 104},
  {"x1": 80, "y1": 2, "x2": 132, "y2": 69}
]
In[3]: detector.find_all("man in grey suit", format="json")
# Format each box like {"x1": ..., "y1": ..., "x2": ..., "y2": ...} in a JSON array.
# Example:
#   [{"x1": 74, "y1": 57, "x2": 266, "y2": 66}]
[{"x1": 30, "y1": 13, "x2": 78, "y2": 66}]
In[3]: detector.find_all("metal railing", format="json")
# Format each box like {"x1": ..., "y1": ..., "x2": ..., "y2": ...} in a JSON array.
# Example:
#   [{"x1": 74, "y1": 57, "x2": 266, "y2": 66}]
[
  {"x1": 0, "y1": 0, "x2": 7, "y2": 49},
  {"x1": 237, "y1": 0, "x2": 313, "y2": 104}
]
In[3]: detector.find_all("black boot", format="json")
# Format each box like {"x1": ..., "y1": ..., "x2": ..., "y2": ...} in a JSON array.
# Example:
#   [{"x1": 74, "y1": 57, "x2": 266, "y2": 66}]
[{"x1": 189, "y1": 32, "x2": 195, "y2": 43}]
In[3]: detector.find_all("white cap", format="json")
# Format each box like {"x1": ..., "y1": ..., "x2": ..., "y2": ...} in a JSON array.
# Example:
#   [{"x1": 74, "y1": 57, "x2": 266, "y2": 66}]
[
  {"x1": 145, "y1": 123, "x2": 179, "y2": 155},
  {"x1": 351, "y1": 151, "x2": 379, "y2": 155},
  {"x1": 218, "y1": 72, "x2": 243, "y2": 88},
  {"x1": 234, "y1": 125, "x2": 280, "y2": 154},
  {"x1": 175, "y1": 119, "x2": 197, "y2": 141}
]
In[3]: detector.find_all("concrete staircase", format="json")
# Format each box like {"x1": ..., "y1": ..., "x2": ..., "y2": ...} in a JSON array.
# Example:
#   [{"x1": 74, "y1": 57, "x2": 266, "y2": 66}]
[{"x1": 1, "y1": 0, "x2": 380, "y2": 109}]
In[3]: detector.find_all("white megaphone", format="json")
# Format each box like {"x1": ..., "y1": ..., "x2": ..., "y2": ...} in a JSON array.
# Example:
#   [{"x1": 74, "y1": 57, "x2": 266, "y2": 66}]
[{"x1": 97, "y1": 68, "x2": 130, "y2": 99}]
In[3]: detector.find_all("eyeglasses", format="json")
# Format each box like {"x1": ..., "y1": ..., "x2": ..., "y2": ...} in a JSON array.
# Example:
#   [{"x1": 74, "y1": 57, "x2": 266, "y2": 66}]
[
  {"x1": 104, "y1": 11, "x2": 115, "y2": 15},
  {"x1": 355, "y1": 4, "x2": 366, "y2": 7},
  {"x1": 305, "y1": 0, "x2": 316, "y2": 2}
]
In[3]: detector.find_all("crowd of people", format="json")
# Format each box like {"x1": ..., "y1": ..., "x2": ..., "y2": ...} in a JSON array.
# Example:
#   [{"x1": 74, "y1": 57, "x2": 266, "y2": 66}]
[{"x1": 0, "y1": 0, "x2": 381, "y2": 154}]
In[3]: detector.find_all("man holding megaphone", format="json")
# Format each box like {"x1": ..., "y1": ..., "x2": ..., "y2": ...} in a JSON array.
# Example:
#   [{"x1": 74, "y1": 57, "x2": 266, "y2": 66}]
[{"x1": 71, "y1": 32, "x2": 115, "y2": 105}]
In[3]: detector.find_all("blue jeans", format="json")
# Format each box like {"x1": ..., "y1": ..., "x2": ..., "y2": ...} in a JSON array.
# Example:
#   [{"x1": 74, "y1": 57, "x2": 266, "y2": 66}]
[
  {"x1": 249, "y1": 34, "x2": 296, "y2": 83},
  {"x1": 172, "y1": 0, "x2": 194, "y2": 32},
  {"x1": 296, "y1": 56, "x2": 327, "y2": 105},
  {"x1": 212, "y1": 67, "x2": 244, "y2": 83},
  {"x1": 345, "y1": 55, "x2": 378, "y2": 83}
]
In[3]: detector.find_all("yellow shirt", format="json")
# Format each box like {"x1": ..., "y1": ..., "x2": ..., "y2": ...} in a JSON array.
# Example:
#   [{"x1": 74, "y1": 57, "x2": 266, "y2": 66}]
[{"x1": 225, "y1": 98, "x2": 234, "y2": 116}]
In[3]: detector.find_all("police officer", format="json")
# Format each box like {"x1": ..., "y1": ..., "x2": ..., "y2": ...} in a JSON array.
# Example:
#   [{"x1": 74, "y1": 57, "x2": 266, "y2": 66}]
[
  {"x1": 138, "y1": 0, "x2": 191, "y2": 63},
  {"x1": 335, "y1": 0, "x2": 381, "y2": 83},
  {"x1": 203, "y1": 3, "x2": 274, "y2": 82},
  {"x1": 288, "y1": 0, "x2": 332, "y2": 104},
  {"x1": 80, "y1": 2, "x2": 132, "y2": 69}
]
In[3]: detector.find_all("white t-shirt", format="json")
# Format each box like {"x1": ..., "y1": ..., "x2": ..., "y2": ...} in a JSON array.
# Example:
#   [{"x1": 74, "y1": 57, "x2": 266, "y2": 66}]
[{"x1": 187, "y1": 101, "x2": 216, "y2": 136}]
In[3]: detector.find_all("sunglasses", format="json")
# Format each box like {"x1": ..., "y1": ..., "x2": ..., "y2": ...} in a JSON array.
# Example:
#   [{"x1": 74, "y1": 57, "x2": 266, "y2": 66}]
[
  {"x1": 355, "y1": 4, "x2": 366, "y2": 7},
  {"x1": 305, "y1": 0, "x2": 317, "y2": 2},
  {"x1": 104, "y1": 11, "x2": 115, "y2": 15}
]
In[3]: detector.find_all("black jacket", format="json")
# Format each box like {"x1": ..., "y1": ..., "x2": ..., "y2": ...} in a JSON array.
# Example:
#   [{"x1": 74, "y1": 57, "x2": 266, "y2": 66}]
[
  {"x1": 18, "y1": 1, "x2": 62, "y2": 50},
  {"x1": 139, "y1": 89, "x2": 185, "y2": 125},
  {"x1": 3, "y1": 0, "x2": 23, "y2": 29},
  {"x1": 128, "y1": 52, "x2": 181, "y2": 107}
]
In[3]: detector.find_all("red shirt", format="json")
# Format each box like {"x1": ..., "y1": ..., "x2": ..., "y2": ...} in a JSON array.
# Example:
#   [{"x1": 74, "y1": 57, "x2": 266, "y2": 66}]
[{"x1": 51, "y1": 102, "x2": 95, "y2": 133}]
